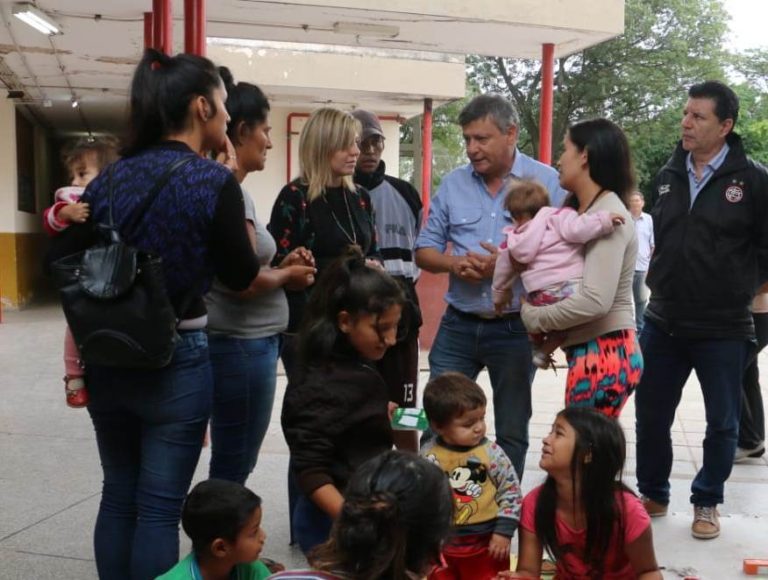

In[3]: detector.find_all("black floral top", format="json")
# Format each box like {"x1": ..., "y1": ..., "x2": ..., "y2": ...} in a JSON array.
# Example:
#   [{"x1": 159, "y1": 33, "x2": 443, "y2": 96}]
[{"x1": 268, "y1": 179, "x2": 379, "y2": 331}]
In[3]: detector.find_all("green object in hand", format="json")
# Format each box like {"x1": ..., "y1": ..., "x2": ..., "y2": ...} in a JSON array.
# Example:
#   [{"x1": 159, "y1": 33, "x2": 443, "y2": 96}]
[{"x1": 391, "y1": 407, "x2": 429, "y2": 431}]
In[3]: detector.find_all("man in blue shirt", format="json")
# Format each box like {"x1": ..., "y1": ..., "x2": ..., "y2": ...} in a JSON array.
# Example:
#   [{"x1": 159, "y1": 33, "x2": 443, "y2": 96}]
[
  {"x1": 636, "y1": 81, "x2": 768, "y2": 541},
  {"x1": 415, "y1": 94, "x2": 566, "y2": 478},
  {"x1": 628, "y1": 191, "x2": 654, "y2": 334}
]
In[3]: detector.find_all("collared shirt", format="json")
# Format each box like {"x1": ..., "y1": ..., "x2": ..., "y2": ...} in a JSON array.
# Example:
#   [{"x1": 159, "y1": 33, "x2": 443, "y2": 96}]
[
  {"x1": 632, "y1": 212, "x2": 654, "y2": 272},
  {"x1": 415, "y1": 149, "x2": 565, "y2": 315},
  {"x1": 686, "y1": 142, "x2": 730, "y2": 208}
]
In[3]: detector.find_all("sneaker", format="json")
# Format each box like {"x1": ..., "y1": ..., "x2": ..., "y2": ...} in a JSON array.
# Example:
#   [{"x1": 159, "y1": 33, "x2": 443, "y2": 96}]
[
  {"x1": 64, "y1": 376, "x2": 89, "y2": 408},
  {"x1": 734, "y1": 443, "x2": 765, "y2": 463},
  {"x1": 640, "y1": 496, "x2": 668, "y2": 518},
  {"x1": 691, "y1": 505, "x2": 720, "y2": 539}
]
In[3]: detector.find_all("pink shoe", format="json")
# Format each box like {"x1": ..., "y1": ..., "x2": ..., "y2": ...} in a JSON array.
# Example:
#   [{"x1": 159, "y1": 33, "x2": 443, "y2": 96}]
[{"x1": 65, "y1": 377, "x2": 89, "y2": 408}]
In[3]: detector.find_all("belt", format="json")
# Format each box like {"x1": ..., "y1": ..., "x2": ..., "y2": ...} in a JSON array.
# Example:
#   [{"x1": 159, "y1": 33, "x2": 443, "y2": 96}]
[{"x1": 448, "y1": 305, "x2": 520, "y2": 322}]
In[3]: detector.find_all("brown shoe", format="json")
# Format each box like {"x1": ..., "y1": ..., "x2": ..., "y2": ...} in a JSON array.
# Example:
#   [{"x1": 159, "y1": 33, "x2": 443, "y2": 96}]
[
  {"x1": 641, "y1": 496, "x2": 668, "y2": 518},
  {"x1": 691, "y1": 505, "x2": 720, "y2": 539}
]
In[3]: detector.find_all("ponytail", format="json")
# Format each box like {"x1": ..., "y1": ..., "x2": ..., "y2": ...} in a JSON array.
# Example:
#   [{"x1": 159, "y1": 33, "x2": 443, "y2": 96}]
[
  {"x1": 218, "y1": 66, "x2": 270, "y2": 145},
  {"x1": 311, "y1": 451, "x2": 453, "y2": 579},
  {"x1": 123, "y1": 48, "x2": 222, "y2": 156}
]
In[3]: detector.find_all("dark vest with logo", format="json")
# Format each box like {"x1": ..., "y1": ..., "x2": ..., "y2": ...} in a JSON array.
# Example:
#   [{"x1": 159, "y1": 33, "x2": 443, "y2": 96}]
[{"x1": 645, "y1": 133, "x2": 768, "y2": 339}]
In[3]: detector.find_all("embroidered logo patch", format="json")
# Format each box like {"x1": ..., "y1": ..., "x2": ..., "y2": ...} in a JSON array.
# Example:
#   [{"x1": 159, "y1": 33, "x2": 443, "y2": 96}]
[
  {"x1": 658, "y1": 184, "x2": 670, "y2": 196},
  {"x1": 725, "y1": 185, "x2": 743, "y2": 203}
]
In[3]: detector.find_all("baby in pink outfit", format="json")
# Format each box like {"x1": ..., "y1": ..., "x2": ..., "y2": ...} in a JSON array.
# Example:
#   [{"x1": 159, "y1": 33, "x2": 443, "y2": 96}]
[
  {"x1": 43, "y1": 138, "x2": 118, "y2": 408},
  {"x1": 492, "y1": 180, "x2": 624, "y2": 368}
]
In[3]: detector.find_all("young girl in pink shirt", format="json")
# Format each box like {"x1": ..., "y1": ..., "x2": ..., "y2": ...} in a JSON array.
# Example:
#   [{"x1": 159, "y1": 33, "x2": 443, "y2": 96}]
[
  {"x1": 506, "y1": 407, "x2": 662, "y2": 579},
  {"x1": 492, "y1": 180, "x2": 623, "y2": 368}
]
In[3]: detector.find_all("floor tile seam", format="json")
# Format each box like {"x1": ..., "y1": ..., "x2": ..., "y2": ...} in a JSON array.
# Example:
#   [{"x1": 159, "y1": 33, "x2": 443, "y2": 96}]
[
  {"x1": 1, "y1": 548, "x2": 94, "y2": 563},
  {"x1": 0, "y1": 492, "x2": 99, "y2": 543},
  {"x1": 0, "y1": 430, "x2": 95, "y2": 442}
]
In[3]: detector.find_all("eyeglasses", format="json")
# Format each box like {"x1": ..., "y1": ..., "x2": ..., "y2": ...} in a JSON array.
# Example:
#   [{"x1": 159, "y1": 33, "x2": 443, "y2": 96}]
[{"x1": 360, "y1": 136, "x2": 385, "y2": 153}]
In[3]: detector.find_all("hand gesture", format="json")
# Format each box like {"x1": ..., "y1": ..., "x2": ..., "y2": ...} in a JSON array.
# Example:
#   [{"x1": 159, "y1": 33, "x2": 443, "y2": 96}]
[
  {"x1": 284, "y1": 265, "x2": 316, "y2": 291},
  {"x1": 466, "y1": 241, "x2": 500, "y2": 279},
  {"x1": 451, "y1": 258, "x2": 484, "y2": 283},
  {"x1": 59, "y1": 201, "x2": 90, "y2": 224},
  {"x1": 488, "y1": 533, "x2": 511, "y2": 561},
  {"x1": 280, "y1": 246, "x2": 315, "y2": 268},
  {"x1": 215, "y1": 136, "x2": 238, "y2": 172}
]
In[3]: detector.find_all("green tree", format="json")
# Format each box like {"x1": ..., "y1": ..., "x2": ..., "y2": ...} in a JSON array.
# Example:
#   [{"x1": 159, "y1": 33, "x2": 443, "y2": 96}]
[{"x1": 465, "y1": 0, "x2": 731, "y2": 192}]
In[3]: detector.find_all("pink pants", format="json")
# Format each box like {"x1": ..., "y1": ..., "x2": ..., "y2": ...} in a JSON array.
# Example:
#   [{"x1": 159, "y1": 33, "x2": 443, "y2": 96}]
[{"x1": 64, "y1": 327, "x2": 84, "y2": 377}]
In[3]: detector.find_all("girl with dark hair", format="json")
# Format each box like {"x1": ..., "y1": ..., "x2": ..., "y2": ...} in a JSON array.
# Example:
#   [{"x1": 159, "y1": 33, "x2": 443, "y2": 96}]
[
  {"x1": 204, "y1": 67, "x2": 315, "y2": 485},
  {"x1": 281, "y1": 248, "x2": 405, "y2": 554},
  {"x1": 53, "y1": 49, "x2": 261, "y2": 580},
  {"x1": 521, "y1": 119, "x2": 642, "y2": 418},
  {"x1": 270, "y1": 451, "x2": 455, "y2": 580},
  {"x1": 509, "y1": 408, "x2": 661, "y2": 579}
]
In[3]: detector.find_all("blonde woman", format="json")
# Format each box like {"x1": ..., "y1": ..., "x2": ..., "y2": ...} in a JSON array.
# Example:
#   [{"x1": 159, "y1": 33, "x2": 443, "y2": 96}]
[{"x1": 268, "y1": 107, "x2": 379, "y2": 363}]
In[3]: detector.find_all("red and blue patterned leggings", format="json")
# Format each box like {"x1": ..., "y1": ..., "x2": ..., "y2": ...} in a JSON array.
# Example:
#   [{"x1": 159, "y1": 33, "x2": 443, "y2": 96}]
[{"x1": 564, "y1": 329, "x2": 643, "y2": 418}]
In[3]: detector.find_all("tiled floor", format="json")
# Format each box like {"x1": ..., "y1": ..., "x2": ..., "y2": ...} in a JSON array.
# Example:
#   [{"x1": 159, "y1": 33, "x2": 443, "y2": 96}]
[{"x1": 1, "y1": 303, "x2": 766, "y2": 579}]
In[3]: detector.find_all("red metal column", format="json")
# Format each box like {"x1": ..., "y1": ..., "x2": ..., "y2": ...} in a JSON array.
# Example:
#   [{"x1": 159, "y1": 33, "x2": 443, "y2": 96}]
[
  {"x1": 153, "y1": 0, "x2": 173, "y2": 55},
  {"x1": 144, "y1": 12, "x2": 154, "y2": 49},
  {"x1": 184, "y1": 0, "x2": 206, "y2": 56},
  {"x1": 538, "y1": 43, "x2": 555, "y2": 164},
  {"x1": 421, "y1": 98, "x2": 433, "y2": 219}
]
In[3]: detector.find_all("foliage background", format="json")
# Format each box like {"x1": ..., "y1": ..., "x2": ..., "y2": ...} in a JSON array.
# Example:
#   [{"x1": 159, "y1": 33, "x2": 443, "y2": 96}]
[{"x1": 401, "y1": 0, "x2": 768, "y2": 198}]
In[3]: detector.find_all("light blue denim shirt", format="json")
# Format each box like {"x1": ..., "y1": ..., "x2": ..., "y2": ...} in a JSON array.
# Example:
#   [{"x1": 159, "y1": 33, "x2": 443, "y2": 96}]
[
  {"x1": 686, "y1": 142, "x2": 729, "y2": 208},
  {"x1": 415, "y1": 149, "x2": 566, "y2": 315}
]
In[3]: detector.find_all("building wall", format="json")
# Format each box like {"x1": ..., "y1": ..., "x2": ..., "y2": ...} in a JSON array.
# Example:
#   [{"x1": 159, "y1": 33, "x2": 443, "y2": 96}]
[
  {"x1": 242, "y1": 106, "x2": 406, "y2": 223},
  {"x1": 0, "y1": 101, "x2": 51, "y2": 309}
]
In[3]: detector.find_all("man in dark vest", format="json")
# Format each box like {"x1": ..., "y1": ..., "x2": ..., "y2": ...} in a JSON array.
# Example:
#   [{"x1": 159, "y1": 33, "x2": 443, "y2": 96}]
[{"x1": 352, "y1": 109, "x2": 423, "y2": 451}]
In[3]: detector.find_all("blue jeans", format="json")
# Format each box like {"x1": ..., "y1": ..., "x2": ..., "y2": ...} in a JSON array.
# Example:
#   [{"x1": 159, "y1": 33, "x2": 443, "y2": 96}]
[
  {"x1": 635, "y1": 320, "x2": 750, "y2": 507},
  {"x1": 428, "y1": 306, "x2": 534, "y2": 478},
  {"x1": 293, "y1": 493, "x2": 333, "y2": 555},
  {"x1": 208, "y1": 334, "x2": 279, "y2": 484},
  {"x1": 87, "y1": 330, "x2": 212, "y2": 580},
  {"x1": 632, "y1": 270, "x2": 649, "y2": 335}
]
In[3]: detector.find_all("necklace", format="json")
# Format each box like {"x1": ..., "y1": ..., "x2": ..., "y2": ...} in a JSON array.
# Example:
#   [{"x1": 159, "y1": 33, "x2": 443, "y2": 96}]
[
  {"x1": 582, "y1": 187, "x2": 607, "y2": 213},
  {"x1": 325, "y1": 189, "x2": 358, "y2": 245}
]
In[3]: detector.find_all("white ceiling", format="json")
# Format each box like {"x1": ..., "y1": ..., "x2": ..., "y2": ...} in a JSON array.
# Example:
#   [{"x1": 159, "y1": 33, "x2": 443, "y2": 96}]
[{"x1": 0, "y1": 0, "x2": 624, "y2": 136}]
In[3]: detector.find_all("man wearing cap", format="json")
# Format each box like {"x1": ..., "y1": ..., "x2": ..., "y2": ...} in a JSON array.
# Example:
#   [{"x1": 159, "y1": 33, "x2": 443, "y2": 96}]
[
  {"x1": 414, "y1": 94, "x2": 566, "y2": 478},
  {"x1": 351, "y1": 109, "x2": 423, "y2": 451}
]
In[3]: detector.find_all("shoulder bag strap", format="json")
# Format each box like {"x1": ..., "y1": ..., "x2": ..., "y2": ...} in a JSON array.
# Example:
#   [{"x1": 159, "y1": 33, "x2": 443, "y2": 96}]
[{"x1": 120, "y1": 154, "x2": 197, "y2": 237}]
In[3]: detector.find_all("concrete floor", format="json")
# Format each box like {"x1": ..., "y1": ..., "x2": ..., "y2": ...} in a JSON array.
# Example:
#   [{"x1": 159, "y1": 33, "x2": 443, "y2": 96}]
[{"x1": 0, "y1": 303, "x2": 766, "y2": 579}]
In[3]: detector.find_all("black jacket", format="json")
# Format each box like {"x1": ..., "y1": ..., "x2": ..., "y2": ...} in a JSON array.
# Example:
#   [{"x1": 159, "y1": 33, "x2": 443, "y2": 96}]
[
  {"x1": 281, "y1": 357, "x2": 393, "y2": 496},
  {"x1": 646, "y1": 133, "x2": 768, "y2": 338}
]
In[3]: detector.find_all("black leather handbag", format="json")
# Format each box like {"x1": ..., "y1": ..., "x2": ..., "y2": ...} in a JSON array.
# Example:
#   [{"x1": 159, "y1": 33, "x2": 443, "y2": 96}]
[{"x1": 51, "y1": 155, "x2": 195, "y2": 369}]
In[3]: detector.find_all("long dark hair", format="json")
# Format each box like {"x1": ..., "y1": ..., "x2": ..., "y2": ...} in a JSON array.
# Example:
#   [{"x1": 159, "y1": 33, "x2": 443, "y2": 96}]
[
  {"x1": 311, "y1": 451, "x2": 454, "y2": 579},
  {"x1": 565, "y1": 118, "x2": 635, "y2": 209},
  {"x1": 297, "y1": 247, "x2": 404, "y2": 371},
  {"x1": 218, "y1": 66, "x2": 270, "y2": 145},
  {"x1": 123, "y1": 48, "x2": 222, "y2": 156},
  {"x1": 535, "y1": 408, "x2": 631, "y2": 578}
]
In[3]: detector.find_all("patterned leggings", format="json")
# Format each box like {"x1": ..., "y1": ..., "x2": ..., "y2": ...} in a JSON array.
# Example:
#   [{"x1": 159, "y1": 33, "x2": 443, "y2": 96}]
[{"x1": 564, "y1": 329, "x2": 643, "y2": 418}]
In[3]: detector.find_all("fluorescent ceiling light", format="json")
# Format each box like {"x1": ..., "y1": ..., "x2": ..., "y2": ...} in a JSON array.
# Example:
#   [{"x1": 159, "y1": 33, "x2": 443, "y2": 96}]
[
  {"x1": 333, "y1": 22, "x2": 399, "y2": 38},
  {"x1": 12, "y1": 3, "x2": 61, "y2": 35}
]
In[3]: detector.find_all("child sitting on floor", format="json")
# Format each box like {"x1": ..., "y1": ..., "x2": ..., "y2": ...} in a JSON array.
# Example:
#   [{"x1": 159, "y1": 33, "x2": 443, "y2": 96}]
[
  {"x1": 506, "y1": 407, "x2": 662, "y2": 579},
  {"x1": 492, "y1": 179, "x2": 624, "y2": 369},
  {"x1": 43, "y1": 137, "x2": 118, "y2": 407},
  {"x1": 156, "y1": 479, "x2": 271, "y2": 580},
  {"x1": 421, "y1": 372, "x2": 522, "y2": 580}
]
